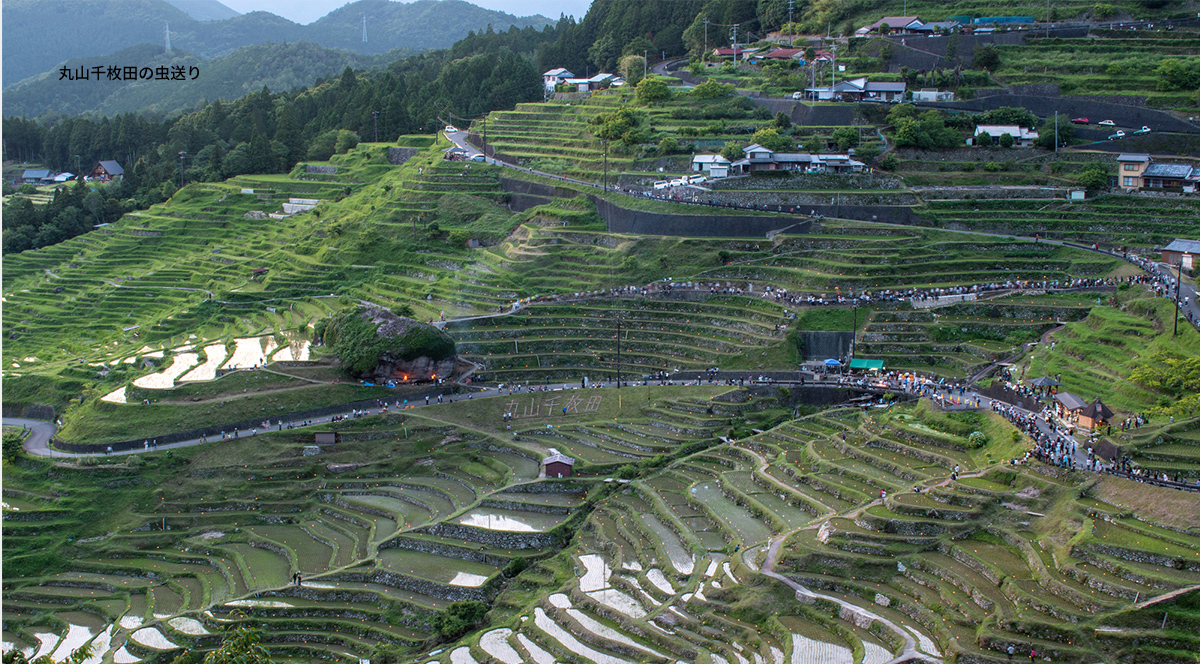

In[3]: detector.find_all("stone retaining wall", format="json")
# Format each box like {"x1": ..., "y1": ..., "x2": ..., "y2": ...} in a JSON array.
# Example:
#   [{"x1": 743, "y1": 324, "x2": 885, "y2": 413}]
[
  {"x1": 380, "y1": 535, "x2": 509, "y2": 566},
  {"x1": 414, "y1": 522, "x2": 560, "y2": 550}
]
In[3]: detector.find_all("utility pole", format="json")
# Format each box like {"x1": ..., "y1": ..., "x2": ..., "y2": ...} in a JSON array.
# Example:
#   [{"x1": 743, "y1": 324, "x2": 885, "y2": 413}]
[
  {"x1": 732, "y1": 24, "x2": 739, "y2": 64},
  {"x1": 831, "y1": 44, "x2": 838, "y2": 95},
  {"x1": 602, "y1": 140, "x2": 608, "y2": 193},
  {"x1": 178, "y1": 151, "x2": 187, "y2": 189},
  {"x1": 1174, "y1": 260, "x2": 1182, "y2": 336},
  {"x1": 615, "y1": 315, "x2": 622, "y2": 389},
  {"x1": 788, "y1": 0, "x2": 794, "y2": 45},
  {"x1": 643, "y1": 50, "x2": 648, "y2": 81},
  {"x1": 851, "y1": 304, "x2": 857, "y2": 362},
  {"x1": 372, "y1": 110, "x2": 379, "y2": 143},
  {"x1": 1054, "y1": 111, "x2": 1058, "y2": 152},
  {"x1": 703, "y1": 17, "x2": 709, "y2": 61}
]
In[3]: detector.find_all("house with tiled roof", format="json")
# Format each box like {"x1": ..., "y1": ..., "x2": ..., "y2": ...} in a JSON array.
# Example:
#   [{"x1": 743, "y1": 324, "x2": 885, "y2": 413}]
[
  {"x1": 1161, "y1": 238, "x2": 1200, "y2": 270},
  {"x1": 1116, "y1": 153, "x2": 1200, "y2": 191},
  {"x1": 855, "y1": 16, "x2": 924, "y2": 36}
]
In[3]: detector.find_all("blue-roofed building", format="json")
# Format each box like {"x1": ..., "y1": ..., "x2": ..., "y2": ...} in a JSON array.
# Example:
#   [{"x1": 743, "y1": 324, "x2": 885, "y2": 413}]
[
  {"x1": 20, "y1": 169, "x2": 50, "y2": 184},
  {"x1": 1142, "y1": 162, "x2": 1194, "y2": 188},
  {"x1": 1162, "y1": 239, "x2": 1200, "y2": 271},
  {"x1": 1116, "y1": 153, "x2": 1200, "y2": 191}
]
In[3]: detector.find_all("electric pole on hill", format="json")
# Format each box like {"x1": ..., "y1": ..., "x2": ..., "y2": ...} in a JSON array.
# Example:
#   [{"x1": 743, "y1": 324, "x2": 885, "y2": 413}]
[
  {"x1": 1174, "y1": 260, "x2": 1182, "y2": 336},
  {"x1": 362, "y1": 14, "x2": 368, "y2": 43},
  {"x1": 703, "y1": 17, "x2": 709, "y2": 60},
  {"x1": 787, "y1": 0, "x2": 794, "y2": 45},
  {"x1": 372, "y1": 110, "x2": 379, "y2": 143},
  {"x1": 615, "y1": 313, "x2": 622, "y2": 389}
]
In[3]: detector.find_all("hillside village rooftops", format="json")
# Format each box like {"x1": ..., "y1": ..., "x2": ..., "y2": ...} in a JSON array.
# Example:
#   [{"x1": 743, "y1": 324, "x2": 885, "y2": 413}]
[
  {"x1": 692, "y1": 155, "x2": 731, "y2": 164},
  {"x1": 1143, "y1": 163, "x2": 1194, "y2": 179},
  {"x1": 1163, "y1": 239, "x2": 1200, "y2": 254},
  {"x1": 22, "y1": 169, "x2": 50, "y2": 179},
  {"x1": 763, "y1": 48, "x2": 805, "y2": 59},
  {"x1": 1053, "y1": 392, "x2": 1088, "y2": 411},
  {"x1": 543, "y1": 68, "x2": 572, "y2": 77},
  {"x1": 542, "y1": 448, "x2": 575, "y2": 466},
  {"x1": 1117, "y1": 153, "x2": 1151, "y2": 163},
  {"x1": 98, "y1": 160, "x2": 124, "y2": 175},
  {"x1": 975, "y1": 125, "x2": 1039, "y2": 140}
]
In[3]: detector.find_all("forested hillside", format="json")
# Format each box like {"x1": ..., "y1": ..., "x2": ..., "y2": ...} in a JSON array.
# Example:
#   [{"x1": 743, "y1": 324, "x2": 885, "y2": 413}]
[
  {"x1": 4, "y1": 42, "x2": 412, "y2": 118},
  {"x1": 162, "y1": 0, "x2": 239, "y2": 21},
  {"x1": 1, "y1": 25, "x2": 550, "y2": 254},
  {"x1": 2, "y1": 0, "x2": 552, "y2": 85}
]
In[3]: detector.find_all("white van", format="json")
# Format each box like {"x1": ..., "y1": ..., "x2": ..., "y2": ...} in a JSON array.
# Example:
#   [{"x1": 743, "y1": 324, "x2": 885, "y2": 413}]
[
  {"x1": 688, "y1": 175, "x2": 707, "y2": 184},
  {"x1": 653, "y1": 180, "x2": 670, "y2": 190},
  {"x1": 669, "y1": 178, "x2": 687, "y2": 187},
  {"x1": 792, "y1": 91, "x2": 803, "y2": 100}
]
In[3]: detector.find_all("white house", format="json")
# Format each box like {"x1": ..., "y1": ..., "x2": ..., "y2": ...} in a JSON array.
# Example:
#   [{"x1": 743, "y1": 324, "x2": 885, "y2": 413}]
[
  {"x1": 729, "y1": 145, "x2": 866, "y2": 174},
  {"x1": 692, "y1": 154, "x2": 733, "y2": 178},
  {"x1": 805, "y1": 77, "x2": 907, "y2": 102},
  {"x1": 974, "y1": 125, "x2": 1039, "y2": 147},
  {"x1": 543, "y1": 68, "x2": 575, "y2": 91},
  {"x1": 561, "y1": 72, "x2": 615, "y2": 92}
]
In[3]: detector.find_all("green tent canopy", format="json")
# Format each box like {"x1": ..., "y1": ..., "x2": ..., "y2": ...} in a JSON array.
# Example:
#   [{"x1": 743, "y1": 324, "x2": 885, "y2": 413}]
[{"x1": 849, "y1": 358, "x2": 885, "y2": 370}]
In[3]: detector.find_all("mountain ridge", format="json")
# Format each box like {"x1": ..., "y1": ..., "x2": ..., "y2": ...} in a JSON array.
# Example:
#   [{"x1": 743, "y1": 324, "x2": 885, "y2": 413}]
[
  {"x1": 4, "y1": 41, "x2": 414, "y2": 118},
  {"x1": 2, "y1": 0, "x2": 552, "y2": 85}
]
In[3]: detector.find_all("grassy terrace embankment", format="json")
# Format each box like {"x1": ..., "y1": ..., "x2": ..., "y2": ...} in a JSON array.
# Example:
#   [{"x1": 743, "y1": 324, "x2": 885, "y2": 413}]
[{"x1": 8, "y1": 385, "x2": 1197, "y2": 664}]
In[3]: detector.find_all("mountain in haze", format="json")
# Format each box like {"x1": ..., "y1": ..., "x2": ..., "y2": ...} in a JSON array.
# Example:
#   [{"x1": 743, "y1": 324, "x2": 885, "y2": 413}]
[
  {"x1": 4, "y1": 42, "x2": 411, "y2": 118},
  {"x1": 163, "y1": 0, "x2": 239, "y2": 21},
  {"x1": 2, "y1": 0, "x2": 553, "y2": 86}
]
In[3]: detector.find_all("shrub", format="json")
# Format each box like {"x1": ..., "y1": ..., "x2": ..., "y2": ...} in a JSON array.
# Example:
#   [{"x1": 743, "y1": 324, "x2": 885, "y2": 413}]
[
  {"x1": 2, "y1": 430, "x2": 23, "y2": 463},
  {"x1": 880, "y1": 153, "x2": 900, "y2": 170},
  {"x1": 635, "y1": 77, "x2": 670, "y2": 105},
  {"x1": 658, "y1": 137, "x2": 680, "y2": 155},
  {"x1": 691, "y1": 79, "x2": 736, "y2": 98},
  {"x1": 616, "y1": 464, "x2": 638, "y2": 479},
  {"x1": 998, "y1": 133, "x2": 1014, "y2": 148},
  {"x1": 432, "y1": 601, "x2": 488, "y2": 638},
  {"x1": 968, "y1": 431, "x2": 988, "y2": 447},
  {"x1": 392, "y1": 303, "x2": 414, "y2": 318},
  {"x1": 974, "y1": 45, "x2": 1000, "y2": 70}
]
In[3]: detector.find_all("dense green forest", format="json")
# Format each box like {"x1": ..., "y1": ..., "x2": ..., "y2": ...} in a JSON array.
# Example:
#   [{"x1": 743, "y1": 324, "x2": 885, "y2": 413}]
[
  {"x1": 2, "y1": 24, "x2": 549, "y2": 255},
  {"x1": 162, "y1": 0, "x2": 239, "y2": 21},
  {"x1": 2, "y1": 0, "x2": 552, "y2": 84},
  {"x1": 4, "y1": 42, "x2": 413, "y2": 119}
]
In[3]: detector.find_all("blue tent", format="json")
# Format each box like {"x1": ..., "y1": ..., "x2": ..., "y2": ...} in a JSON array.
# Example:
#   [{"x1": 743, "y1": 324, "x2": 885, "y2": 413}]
[{"x1": 824, "y1": 359, "x2": 841, "y2": 366}]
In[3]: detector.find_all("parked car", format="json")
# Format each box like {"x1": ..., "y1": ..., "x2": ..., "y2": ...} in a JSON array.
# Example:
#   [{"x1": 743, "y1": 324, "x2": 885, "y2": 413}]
[
  {"x1": 444, "y1": 125, "x2": 458, "y2": 133},
  {"x1": 1070, "y1": 117, "x2": 1089, "y2": 125},
  {"x1": 470, "y1": 154, "x2": 486, "y2": 162},
  {"x1": 792, "y1": 91, "x2": 803, "y2": 100},
  {"x1": 1132, "y1": 126, "x2": 1152, "y2": 135},
  {"x1": 688, "y1": 174, "x2": 707, "y2": 184},
  {"x1": 653, "y1": 180, "x2": 669, "y2": 190},
  {"x1": 1098, "y1": 120, "x2": 1116, "y2": 127},
  {"x1": 1107, "y1": 130, "x2": 1126, "y2": 140}
]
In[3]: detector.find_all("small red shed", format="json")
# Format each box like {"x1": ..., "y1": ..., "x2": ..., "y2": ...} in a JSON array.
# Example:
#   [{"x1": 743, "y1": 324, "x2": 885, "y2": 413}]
[{"x1": 542, "y1": 449, "x2": 575, "y2": 478}]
